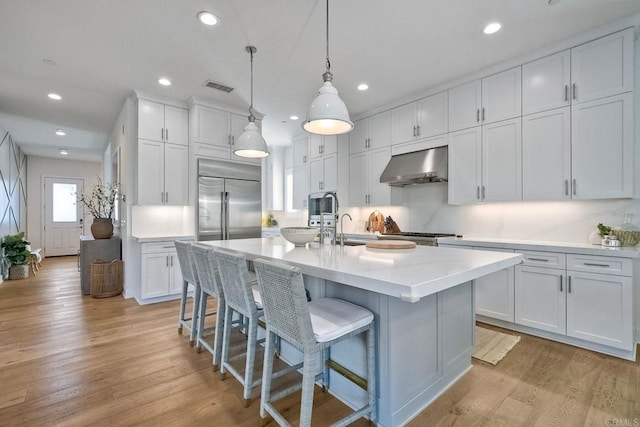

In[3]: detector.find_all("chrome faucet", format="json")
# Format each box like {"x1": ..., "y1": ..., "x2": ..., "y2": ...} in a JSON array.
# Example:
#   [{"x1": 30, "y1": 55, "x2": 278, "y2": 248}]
[
  {"x1": 340, "y1": 213, "x2": 352, "y2": 246},
  {"x1": 319, "y1": 192, "x2": 338, "y2": 245}
]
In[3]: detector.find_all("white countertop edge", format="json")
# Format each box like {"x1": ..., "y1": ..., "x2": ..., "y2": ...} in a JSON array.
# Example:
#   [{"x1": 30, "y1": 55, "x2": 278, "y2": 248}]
[
  {"x1": 438, "y1": 237, "x2": 640, "y2": 258},
  {"x1": 132, "y1": 235, "x2": 195, "y2": 243}
]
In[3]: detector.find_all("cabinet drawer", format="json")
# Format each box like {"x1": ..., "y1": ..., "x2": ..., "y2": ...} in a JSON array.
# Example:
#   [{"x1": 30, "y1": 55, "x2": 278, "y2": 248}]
[
  {"x1": 142, "y1": 241, "x2": 179, "y2": 254},
  {"x1": 566, "y1": 254, "x2": 631, "y2": 276},
  {"x1": 520, "y1": 251, "x2": 566, "y2": 269}
]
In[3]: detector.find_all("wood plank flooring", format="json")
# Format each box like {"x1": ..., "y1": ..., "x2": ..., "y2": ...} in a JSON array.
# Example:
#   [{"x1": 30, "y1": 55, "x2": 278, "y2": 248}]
[{"x1": 0, "y1": 256, "x2": 638, "y2": 426}]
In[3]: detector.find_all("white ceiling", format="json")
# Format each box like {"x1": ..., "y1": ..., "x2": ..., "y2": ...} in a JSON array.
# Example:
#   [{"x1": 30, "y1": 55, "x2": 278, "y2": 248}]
[{"x1": 1, "y1": 0, "x2": 639, "y2": 162}]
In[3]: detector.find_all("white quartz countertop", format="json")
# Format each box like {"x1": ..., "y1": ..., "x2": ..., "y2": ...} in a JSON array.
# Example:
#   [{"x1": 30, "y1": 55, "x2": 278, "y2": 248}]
[
  {"x1": 132, "y1": 235, "x2": 195, "y2": 243},
  {"x1": 201, "y1": 237, "x2": 523, "y2": 303},
  {"x1": 438, "y1": 236, "x2": 640, "y2": 258}
]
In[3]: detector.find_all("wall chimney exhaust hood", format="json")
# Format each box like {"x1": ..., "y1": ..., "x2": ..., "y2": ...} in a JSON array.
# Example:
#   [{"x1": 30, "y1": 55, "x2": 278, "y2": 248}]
[{"x1": 379, "y1": 146, "x2": 448, "y2": 187}]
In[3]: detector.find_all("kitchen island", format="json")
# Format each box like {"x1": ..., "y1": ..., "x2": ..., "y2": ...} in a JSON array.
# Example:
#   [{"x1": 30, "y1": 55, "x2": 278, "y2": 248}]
[{"x1": 202, "y1": 237, "x2": 523, "y2": 426}]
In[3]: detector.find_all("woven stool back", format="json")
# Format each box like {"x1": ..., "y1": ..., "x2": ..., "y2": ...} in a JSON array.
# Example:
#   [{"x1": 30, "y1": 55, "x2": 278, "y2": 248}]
[
  {"x1": 215, "y1": 249, "x2": 259, "y2": 318},
  {"x1": 190, "y1": 243, "x2": 222, "y2": 298},
  {"x1": 174, "y1": 241, "x2": 198, "y2": 286},
  {"x1": 253, "y1": 259, "x2": 316, "y2": 350}
]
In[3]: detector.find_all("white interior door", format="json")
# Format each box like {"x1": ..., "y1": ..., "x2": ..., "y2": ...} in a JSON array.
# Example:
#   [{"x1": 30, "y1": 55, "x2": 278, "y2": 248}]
[{"x1": 44, "y1": 177, "x2": 84, "y2": 256}]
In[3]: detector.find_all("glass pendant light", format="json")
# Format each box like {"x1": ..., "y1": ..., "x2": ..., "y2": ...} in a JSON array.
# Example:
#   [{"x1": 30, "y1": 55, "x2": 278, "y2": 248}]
[
  {"x1": 302, "y1": 0, "x2": 353, "y2": 135},
  {"x1": 234, "y1": 46, "x2": 269, "y2": 158}
]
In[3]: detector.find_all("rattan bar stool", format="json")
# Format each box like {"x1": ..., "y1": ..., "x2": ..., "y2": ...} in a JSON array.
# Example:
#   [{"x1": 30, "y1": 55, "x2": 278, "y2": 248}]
[
  {"x1": 190, "y1": 243, "x2": 226, "y2": 370},
  {"x1": 174, "y1": 241, "x2": 201, "y2": 346},
  {"x1": 253, "y1": 258, "x2": 377, "y2": 427},
  {"x1": 215, "y1": 248, "x2": 265, "y2": 407}
]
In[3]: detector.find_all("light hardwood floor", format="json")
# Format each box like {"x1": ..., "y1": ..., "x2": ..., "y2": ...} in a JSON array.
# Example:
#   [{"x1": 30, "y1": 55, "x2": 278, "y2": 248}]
[{"x1": 0, "y1": 256, "x2": 638, "y2": 426}]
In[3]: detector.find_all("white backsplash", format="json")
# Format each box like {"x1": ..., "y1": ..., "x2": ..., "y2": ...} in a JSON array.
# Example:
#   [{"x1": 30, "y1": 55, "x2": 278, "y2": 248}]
[{"x1": 131, "y1": 205, "x2": 195, "y2": 237}]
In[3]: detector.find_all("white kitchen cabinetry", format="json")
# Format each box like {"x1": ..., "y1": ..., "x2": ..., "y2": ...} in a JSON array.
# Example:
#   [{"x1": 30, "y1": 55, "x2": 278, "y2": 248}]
[
  {"x1": 515, "y1": 265, "x2": 567, "y2": 335},
  {"x1": 570, "y1": 28, "x2": 634, "y2": 104},
  {"x1": 308, "y1": 134, "x2": 337, "y2": 160},
  {"x1": 190, "y1": 103, "x2": 260, "y2": 164},
  {"x1": 448, "y1": 67, "x2": 521, "y2": 132},
  {"x1": 292, "y1": 135, "x2": 309, "y2": 168},
  {"x1": 349, "y1": 147, "x2": 391, "y2": 206},
  {"x1": 391, "y1": 92, "x2": 448, "y2": 145},
  {"x1": 522, "y1": 50, "x2": 571, "y2": 115},
  {"x1": 350, "y1": 111, "x2": 391, "y2": 155},
  {"x1": 472, "y1": 247, "x2": 515, "y2": 322},
  {"x1": 141, "y1": 241, "x2": 183, "y2": 299},
  {"x1": 449, "y1": 118, "x2": 521, "y2": 204},
  {"x1": 309, "y1": 154, "x2": 337, "y2": 193},
  {"x1": 262, "y1": 147, "x2": 283, "y2": 211},
  {"x1": 138, "y1": 99, "x2": 188, "y2": 146},
  {"x1": 292, "y1": 165, "x2": 309, "y2": 209},
  {"x1": 137, "y1": 139, "x2": 189, "y2": 206},
  {"x1": 447, "y1": 127, "x2": 481, "y2": 204},
  {"x1": 522, "y1": 107, "x2": 571, "y2": 200},
  {"x1": 571, "y1": 92, "x2": 633, "y2": 199}
]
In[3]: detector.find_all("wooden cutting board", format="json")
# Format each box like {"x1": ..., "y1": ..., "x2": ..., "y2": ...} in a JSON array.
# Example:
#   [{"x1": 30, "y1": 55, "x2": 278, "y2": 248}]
[{"x1": 366, "y1": 240, "x2": 417, "y2": 249}]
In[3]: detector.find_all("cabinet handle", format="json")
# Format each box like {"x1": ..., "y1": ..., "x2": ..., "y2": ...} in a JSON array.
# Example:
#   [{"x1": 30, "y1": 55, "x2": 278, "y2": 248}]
[
  {"x1": 416, "y1": 125, "x2": 421, "y2": 136},
  {"x1": 481, "y1": 107, "x2": 486, "y2": 122},
  {"x1": 161, "y1": 192, "x2": 164, "y2": 203},
  {"x1": 231, "y1": 136, "x2": 235, "y2": 146},
  {"x1": 165, "y1": 192, "x2": 168, "y2": 203},
  {"x1": 564, "y1": 85, "x2": 569, "y2": 102},
  {"x1": 572, "y1": 83, "x2": 577, "y2": 100},
  {"x1": 161, "y1": 128, "x2": 164, "y2": 141},
  {"x1": 583, "y1": 262, "x2": 610, "y2": 268},
  {"x1": 476, "y1": 109, "x2": 480, "y2": 123},
  {"x1": 528, "y1": 257, "x2": 549, "y2": 262},
  {"x1": 564, "y1": 180, "x2": 569, "y2": 196},
  {"x1": 481, "y1": 185, "x2": 486, "y2": 200},
  {"x1": 170, "y1": 256, "x2": 174, "y2": 267},
  {"x1": 303, "y1": 155, "x2": 307, "y2": 163},
  {"x1": 413, "y1": 126, "x2": 416, "y2": 137},
  {"x1": 476, "y1": 186, "x2": 480, "y2": 200},
  {"x1": 165, "y1": 128, "x2": 169, "y2": 141},
  {"x1": 572, "y1": 179, "x2": 576, "y2": 196},
  {"x1": 228, "y1": 135, "x2": 232, "y2": 146},
  {"x1": 166, "y1": 255, "x2": 169, "y2": 267},
  {"x1": 568, "y1": 276, "x2": 572, "y2": 293},
  {"x1": 368, "y1": 194, "x2": 371, "y2": 204},
  {"x1": 560, "y1": 275, "x2": 563, "y2": 292}
]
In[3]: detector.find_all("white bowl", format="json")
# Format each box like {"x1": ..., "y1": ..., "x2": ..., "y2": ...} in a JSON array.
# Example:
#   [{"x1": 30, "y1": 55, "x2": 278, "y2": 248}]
[{"x1": 280, "y1": 227, "x2": 319, "y2": 247}]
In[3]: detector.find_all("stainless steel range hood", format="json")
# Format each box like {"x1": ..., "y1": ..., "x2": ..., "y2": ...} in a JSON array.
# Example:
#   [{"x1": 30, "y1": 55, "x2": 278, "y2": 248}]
[{"x1": 380, "y1": 146, "x2": 448, "y2": 186}]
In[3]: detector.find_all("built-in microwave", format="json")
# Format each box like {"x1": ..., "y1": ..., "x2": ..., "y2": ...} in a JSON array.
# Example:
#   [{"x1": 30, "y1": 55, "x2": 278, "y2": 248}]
[{"x1": 307, "y1": 192, "x2": 337, "y2": 227}]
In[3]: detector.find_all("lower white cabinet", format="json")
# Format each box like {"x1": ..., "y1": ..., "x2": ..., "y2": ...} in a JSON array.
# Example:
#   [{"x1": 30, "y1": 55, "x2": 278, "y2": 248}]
[
  {"x1": 566, "y1": 270, "x2": 633, "y2": 350},
  {"x1": 473, "y1": 247, "x2": 515, "y2": 322},
  {"x1": 141, "y1": 241, "x2": 184, "y2": 299},
  {"x1": 515, "y1": 265, "x2": 566, "y2": 334}
]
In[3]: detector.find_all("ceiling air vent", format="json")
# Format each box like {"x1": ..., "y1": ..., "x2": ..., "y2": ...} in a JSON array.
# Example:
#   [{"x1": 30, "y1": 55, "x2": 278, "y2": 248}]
[{"x1": 203, "y1": 80, "x2": 234, "y2": 93}]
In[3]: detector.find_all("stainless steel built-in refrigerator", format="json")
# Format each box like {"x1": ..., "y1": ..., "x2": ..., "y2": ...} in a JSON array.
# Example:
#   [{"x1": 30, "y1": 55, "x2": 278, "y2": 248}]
[{"x1": 197, "y1": 159, "x2": 262, "y2": 241}]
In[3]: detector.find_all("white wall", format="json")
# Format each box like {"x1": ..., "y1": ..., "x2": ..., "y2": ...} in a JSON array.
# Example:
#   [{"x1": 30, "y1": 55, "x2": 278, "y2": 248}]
[{"x1": 26, "y1": 156, "x2": 102, "y2": 250}]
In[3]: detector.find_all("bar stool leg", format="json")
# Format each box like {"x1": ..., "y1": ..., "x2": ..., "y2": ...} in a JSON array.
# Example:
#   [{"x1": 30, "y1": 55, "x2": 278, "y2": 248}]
[
  {"x1": 220, "y1": 306, "x2": 235, "y2": 380},
  {"x1": 178, "y1": 280, "x2": 188, "y2": 334},
  {"x1": 367, "y1": 326, "x2": 377, "y2": 423},
  {"x1": 260, "y1": 330, "x2": 276, "y2": 419},
  {"x1": 299, "y1": 350, "x2": 320, "y2": 427},
  {"x1": 195, "y1": 289, "x2": 208, "y2": 353},
  {"x1": 243, "y1": 315, "x2": 259, "y2": 407},
  {"x1": 189, "y1": 284, "x2": 201, "y2": 346},
  {"x1": 212, "y1": 299, "x2": 225, "y2": 372}
]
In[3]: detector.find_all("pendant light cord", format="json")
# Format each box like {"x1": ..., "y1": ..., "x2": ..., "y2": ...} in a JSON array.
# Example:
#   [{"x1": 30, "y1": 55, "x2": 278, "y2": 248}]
[
  {"x1": 325, "y1": 0, "x2": 331, "y2": 73},
  {"x1": 249, "y1": 48, "x2": 255, "y2": 118}
]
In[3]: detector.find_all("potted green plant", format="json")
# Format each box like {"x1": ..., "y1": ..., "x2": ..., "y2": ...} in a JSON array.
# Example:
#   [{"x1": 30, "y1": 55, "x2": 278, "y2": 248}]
[
  {"x1": 78, "y1": 178, "x2": 119, "y2": 239},
  {"x1": 1, "y1": 232, "x2": 31, "y2": 280}
]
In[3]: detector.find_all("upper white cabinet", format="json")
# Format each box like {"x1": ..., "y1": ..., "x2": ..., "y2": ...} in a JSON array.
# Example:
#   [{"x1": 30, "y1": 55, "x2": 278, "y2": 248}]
[
  {"x1": 137, "y1": 140, "x2": 188, "y2": 205},
  {"x1": 482, "y1": 118, "x2": 522, "y2": 202},
  {"x1": 571, "y1": 92, "x2": 633, "y2": 199},
  {"x1": 190, "y1": 103, "x2": 260, "y2": 164},
  {"x1": 522, "y1": 107, "x2": 571, "y2": 200},
  {"x1": 391, "y1": 92, "x2": 448, "y2": 145},
  {"x1": 292, "y1": 165, "x2": 309, "y2": 210},
  {"x1": 522, "y1": 50, "x2": 571, "y2": 115},
  {"x1": 309, "y1": 154, "x2": 337, "y2": 193},
  {"x1": 448, "y1": 67, "x2": 521, "y2": 132},
  {"x1": 292, "y1": 135, "x2": 309, "y2": 168},
  {"x1": 349, "y1": 147, "x2": 391, "y2": 207},
  {"x1": 448, "y1": 127, "x2": 482, "y2": 204},
  {"x1": 350, "y1": 111, "x2": 391, "y2": 155},
  {"x1": 308, "y1": 134, "x2": 337, "y2": 160},
  {"x1": 138, "y1": 99, "x2": 188, "y2": 146},
  {"x1": 570, "y1": 28, "x2": 634, "y2": 104}
]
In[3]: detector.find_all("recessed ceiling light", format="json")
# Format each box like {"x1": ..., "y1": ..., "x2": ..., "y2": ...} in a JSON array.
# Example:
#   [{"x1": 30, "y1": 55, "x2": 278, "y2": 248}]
[
  {"x1": 158, "y1": 78, "x2": 171, "y2": 86},
  {"x1": 483, "y1": 22, "x2": 502, "y2": 35},
  {"x1": 43, "y1": 59, "x2": 56, "y2": 66},
  {"x1": 59, "y1": 149, "x2": 68, "y2": 155},
  {"x1": 48, "y1": 93, "x2": 62, "y2": 100},
  {"x1": 55, "y1": 129, "x2": 66, "y2": 136},
  {"x1": 197, "y1": 11, "x2": 219, "y2": 26},
  {"x1": 357, "y1": 83, "x2": 369, "y2": 91},
  {"x1": 289, "y1": 115, "x2": 299, "y2": 121}
]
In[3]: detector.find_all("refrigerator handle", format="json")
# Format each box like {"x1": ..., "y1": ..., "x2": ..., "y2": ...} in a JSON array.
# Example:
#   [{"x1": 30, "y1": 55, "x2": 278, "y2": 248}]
[
  {"x1": 225, "y1": 192, "x2": 230, "y2": 240},
  {"x1": 220, "y1": 191, "x2": 226, "y2": 240}
]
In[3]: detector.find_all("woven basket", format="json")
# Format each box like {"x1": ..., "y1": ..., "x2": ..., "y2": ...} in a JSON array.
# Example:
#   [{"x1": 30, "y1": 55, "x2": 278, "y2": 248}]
[
  {"x1": 90, "y1": 259, "x2": 124, "y2": 298},
  {"x1": 8, "y1": 264, "x2": 29, "y2": 280},
  {"x1": 610, "y1": 229, "x2": 640, "y2": 247}
]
